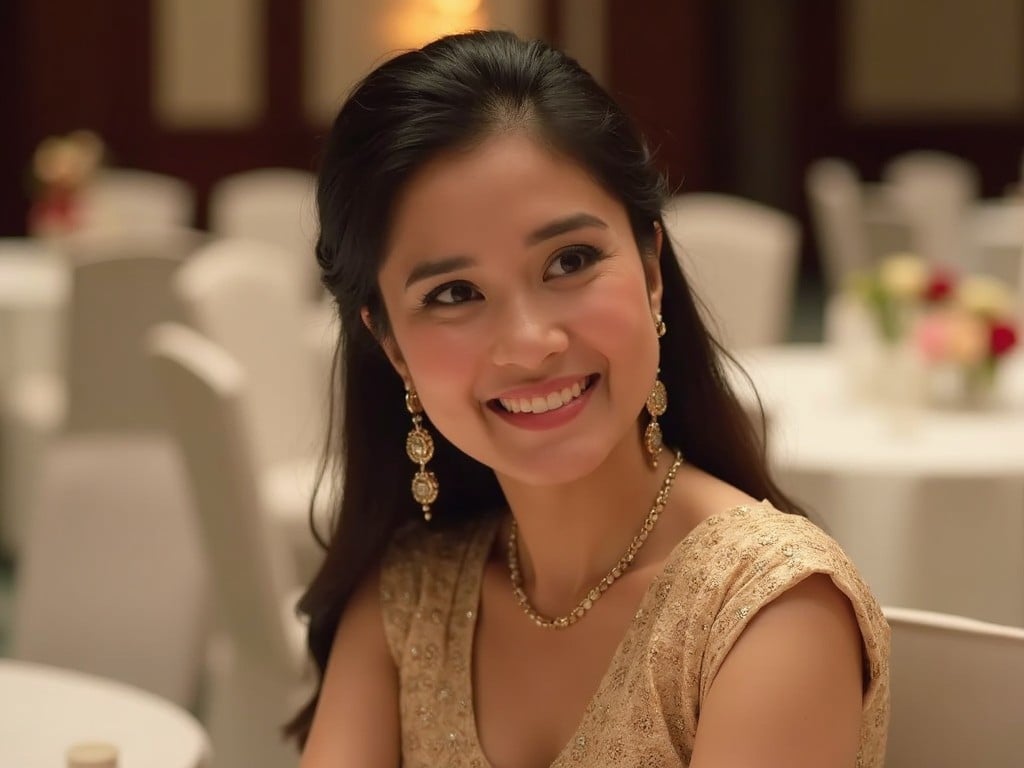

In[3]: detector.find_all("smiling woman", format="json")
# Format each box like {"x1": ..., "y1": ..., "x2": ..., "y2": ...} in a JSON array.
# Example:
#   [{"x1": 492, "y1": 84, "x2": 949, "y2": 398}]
[{"x1": 289, "y1": 30, "x2": 889, "y2": 768}]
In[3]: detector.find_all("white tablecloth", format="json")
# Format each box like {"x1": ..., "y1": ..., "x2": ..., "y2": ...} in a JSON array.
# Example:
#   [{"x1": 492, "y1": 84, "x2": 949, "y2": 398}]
[
  {"x1": 0, "y1": 659, "x2": 210, "y2": 768},
  {"x1": 732, "y1": 344, "x2": 1024, "y2": 627},
  {"x1": 0, "y1": 239, "x2": 68, "y2": 394}
]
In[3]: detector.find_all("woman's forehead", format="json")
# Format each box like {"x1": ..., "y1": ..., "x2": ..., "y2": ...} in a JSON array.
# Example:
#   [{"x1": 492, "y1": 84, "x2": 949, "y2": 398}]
[{"x1": 383, "y1": 134, "x2": 627, "y2": 256}]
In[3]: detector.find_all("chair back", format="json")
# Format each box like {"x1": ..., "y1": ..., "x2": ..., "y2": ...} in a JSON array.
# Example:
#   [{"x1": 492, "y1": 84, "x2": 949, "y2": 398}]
[
  {"x1": 79, "y1": 168, "x2": 195, "y2": 232},
  {"x1": 59, "y1": 229, "x2": 204, "y2": 433},
  {"x1": 208, "y1": 168, "x2": 318, "y2": 294},
  {"x1": 806, "y1": 158, "x2": 871, "y2": 292},
  {"x1": 883, "y1": 151, "x2": 980, "y2": 268},
  {"x1": 663, "y1": 193, "x2": 800, "y2": 348},
  {"x1": 10, "y1": 433, "x2": 208, "y2": 707},
  {"x1": 884, "y1": 606, "x2": 1024, "y2": 768},
  {"x1": 173, "y1": 237, "x2": 325, "y2": 470},
  {"x1": 148, "y1": 323, "x2": 301, "y2": 675}
]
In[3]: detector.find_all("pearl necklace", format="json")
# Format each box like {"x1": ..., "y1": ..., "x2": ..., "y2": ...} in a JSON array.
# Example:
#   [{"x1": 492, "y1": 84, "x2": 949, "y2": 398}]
[{"x1": 507, "y1": 450, "x2": 684, "y2": 629}]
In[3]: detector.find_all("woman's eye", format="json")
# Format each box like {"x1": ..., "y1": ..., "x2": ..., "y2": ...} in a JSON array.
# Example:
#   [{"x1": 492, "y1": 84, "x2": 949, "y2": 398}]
[
  {"x1": 545, "y1": 246, "x2": 602, "y2": 279},
  {"x1": 422, "y1": 281, "x2": 481, "y2": 306}
]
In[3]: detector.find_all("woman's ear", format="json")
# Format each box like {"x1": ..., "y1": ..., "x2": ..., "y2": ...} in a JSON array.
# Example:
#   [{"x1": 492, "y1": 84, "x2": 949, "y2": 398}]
[
  {"x1": 645, "y1": 222, "x2": 665, "y2": 317},
  {"x1": 360, "y1": 307, "x2": 410, "y2": 385}
]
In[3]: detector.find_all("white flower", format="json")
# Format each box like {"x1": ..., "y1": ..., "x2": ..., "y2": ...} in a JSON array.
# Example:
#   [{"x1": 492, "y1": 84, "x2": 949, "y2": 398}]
[
  {"x1": 878, "y1": 253, "x2": 928, "y2": 300},
  {"x1": 957, "y1": 275, "x2": 1015, "y2": 319}
]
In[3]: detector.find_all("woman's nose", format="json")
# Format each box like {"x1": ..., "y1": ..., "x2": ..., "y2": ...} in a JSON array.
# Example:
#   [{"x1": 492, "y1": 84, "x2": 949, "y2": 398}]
[{"x1": 490, "y1": 295, "x2": 569, "y2": 370}]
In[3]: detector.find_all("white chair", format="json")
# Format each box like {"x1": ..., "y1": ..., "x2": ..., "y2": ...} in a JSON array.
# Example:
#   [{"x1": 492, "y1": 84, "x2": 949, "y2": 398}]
[
  {"x1": 208, "y1": 168, "x2": 319, "y2": 296},
  {"x1": 174, "y1": 237, "x2": 335, "y2": 583},
  {"x1": 805, "y1": 158, "x2": 873, "y2": 293},
  {"x1": 884, "y1": 606, "x2": 1024, "y2": 768},
  {"x1": 148, "y1": 323, "x2": 311, "y2": 768},
  {"x1": 1, "y1": 229, "x2": 206, "y2": 553},
  {"x1": 662, "y1": 193, "x2": 800, "y2": 349},
  {"x1": 79, "y1": 168, "x2": 195, "y2": 232},
  {"x1": 968, "y1": 199, "x2": 1024, "y2": 308},
  {"x1": 6, "y1": 231, "x2": 211, "y2": 708},
  {"x1": 883, "y1": 151, "x2": 981, "y2": 269},
  {"x1": 10, "y1": 435, "x2": 208, "y2": 707}
]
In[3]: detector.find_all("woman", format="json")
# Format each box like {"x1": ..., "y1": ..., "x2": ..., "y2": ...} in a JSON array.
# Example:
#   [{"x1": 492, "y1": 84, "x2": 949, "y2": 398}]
[{"x1": 290, "y1": 30, "x2": 888, "y2": 767}]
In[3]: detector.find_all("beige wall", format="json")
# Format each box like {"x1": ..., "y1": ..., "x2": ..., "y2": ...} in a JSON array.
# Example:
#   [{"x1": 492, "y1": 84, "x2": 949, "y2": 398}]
[
  {"x1": 846, "y1": 0, "x2": 1024, "y2": 119},
  {"x1": 153, "y1": 0, "x2": 265, "y2": 129}
]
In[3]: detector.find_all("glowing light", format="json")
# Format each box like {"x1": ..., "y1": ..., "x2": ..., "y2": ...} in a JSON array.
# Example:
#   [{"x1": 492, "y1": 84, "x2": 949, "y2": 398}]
[
  {"x1": 432, "y1": 0, "x2": 482, "y2": 15},
  {"x1": 384, "y1": 0, "x2": 488, "y2": 51}
]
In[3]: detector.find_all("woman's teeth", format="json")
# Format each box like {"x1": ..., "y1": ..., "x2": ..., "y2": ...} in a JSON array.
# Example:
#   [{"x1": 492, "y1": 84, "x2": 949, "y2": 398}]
[{"x1": 498, "y1": 377, "x2": 590, "y2": 414}]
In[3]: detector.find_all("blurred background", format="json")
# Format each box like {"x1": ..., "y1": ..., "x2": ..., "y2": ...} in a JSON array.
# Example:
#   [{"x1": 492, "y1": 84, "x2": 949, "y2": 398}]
[
  {"x1": 1, "y1": 2, "x2": 1023, "y2": 767},
  {"x1": 4, "y1": 1, "x2": 1022, "y2": 244}
]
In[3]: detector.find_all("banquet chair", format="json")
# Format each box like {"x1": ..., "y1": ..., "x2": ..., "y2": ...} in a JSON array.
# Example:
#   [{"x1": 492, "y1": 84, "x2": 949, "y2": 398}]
[
  {"x1": 6, "y1": 229, "x2": 211, "y2": 707},
  {"x1": 1, "y1": 228, "x2": 206, "y2": 552},
  {"x1": 805, "y1": 158, "x2": 873, "y2": 293},
  {"x1": 662, "y1": 193, "x2": 800, "y2": 349},
  {"x1": 173, "y1": 237, "x2": 335, "y2": 584},
  {"x1": 884, "y1": 606, "x2": 1024, "y2": 768},
  {"x1": 148, "y1": 322, "x2": 312, "y2": 768},
  {"x1": 208, "y1": 168, "x2": 319, "y2": 297},
  {"x1": 10, "y1": 436, "x2": 208, "y2": 707},
  {"x1": 882, "y1": 151, "x2": 980, "y2": 269},
  {"x1": 78, "y1": 168, "x2": 195, "y2": 232}
]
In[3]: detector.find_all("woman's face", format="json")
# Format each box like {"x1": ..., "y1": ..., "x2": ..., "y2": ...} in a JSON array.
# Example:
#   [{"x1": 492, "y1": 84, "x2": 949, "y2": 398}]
[{"x1": 372, "y1": 133, "x2": 663, "y2": 486}]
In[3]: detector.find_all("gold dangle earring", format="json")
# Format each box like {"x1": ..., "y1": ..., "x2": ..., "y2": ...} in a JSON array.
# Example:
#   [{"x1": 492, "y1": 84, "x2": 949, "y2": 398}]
[
  {"x1": 405, "y1": 386, "x2": 439, "y2": 521},
  {"x1": 644, "y1": 314, "x2": 668, "y2": 468}
]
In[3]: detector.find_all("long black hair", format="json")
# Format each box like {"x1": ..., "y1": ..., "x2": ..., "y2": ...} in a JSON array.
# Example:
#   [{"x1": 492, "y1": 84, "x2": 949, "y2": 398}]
[{"x1": 286, "y1": 29, "x2": 801, "y2": 747}]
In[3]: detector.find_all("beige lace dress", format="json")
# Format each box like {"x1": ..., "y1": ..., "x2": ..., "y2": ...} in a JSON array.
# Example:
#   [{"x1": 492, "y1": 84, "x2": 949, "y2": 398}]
[{"x1": 380, "y1": 502, "x2": 890, "y2": 767}]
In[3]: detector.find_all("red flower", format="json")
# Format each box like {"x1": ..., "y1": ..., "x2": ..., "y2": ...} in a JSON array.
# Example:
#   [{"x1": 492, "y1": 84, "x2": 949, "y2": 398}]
[
  {"x1": 990, "y1": 323, "x2": 1018, "y2": 357},
  {"x1": 924, "y1": 269, "x2": 955, "y2": 302}
]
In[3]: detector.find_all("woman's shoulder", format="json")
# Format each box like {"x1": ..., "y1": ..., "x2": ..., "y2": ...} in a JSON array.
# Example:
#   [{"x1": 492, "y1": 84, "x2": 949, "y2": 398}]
[
  {"x1": 679, "y1": 501, "x2": 876, "y2": 607},
  {"x1": 690, "y1": 501, "x2": 838, "y2": 561},
  {"x1": 664, "y1": 501, "x2": 889, "y2": 698}
]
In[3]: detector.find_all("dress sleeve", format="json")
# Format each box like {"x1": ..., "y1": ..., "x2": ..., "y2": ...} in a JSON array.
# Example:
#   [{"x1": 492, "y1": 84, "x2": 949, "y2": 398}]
[
  {"x1": 697, "y1": 509, "x2": 890, "y2": 718},
  {"x1": 378, "y1": 523, "x2": 428, "y2": 666}
]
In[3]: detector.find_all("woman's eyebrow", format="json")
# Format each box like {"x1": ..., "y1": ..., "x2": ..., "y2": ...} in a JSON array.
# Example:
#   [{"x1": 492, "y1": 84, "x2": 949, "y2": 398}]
[
  {"x1": 525, "y1": 212, "x2": 608, "y2": 245},
  {"x1": 403, "y1": 213, "x2": 607, "y2": 289},
  {"x1": 405, "y1": 255, "x2": 476, "y2": 289}
]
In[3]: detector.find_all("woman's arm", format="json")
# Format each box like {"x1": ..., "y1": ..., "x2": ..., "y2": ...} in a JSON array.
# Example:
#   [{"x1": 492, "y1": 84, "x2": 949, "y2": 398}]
[
  {"x1": 300, "y1": 567, "x2": 401, "y2": 768},
  {"x1": 690, "y1": 574, "x2": 865, "y2": 768}
]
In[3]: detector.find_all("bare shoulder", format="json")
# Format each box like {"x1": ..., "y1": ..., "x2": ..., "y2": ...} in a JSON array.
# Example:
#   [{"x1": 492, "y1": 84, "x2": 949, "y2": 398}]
[
  {"x1": 300, "y1": 567, "x2": 401, "y2": 768},
  {"x1": 691, "y1": 573, "x2": 865, "y2": 768}
]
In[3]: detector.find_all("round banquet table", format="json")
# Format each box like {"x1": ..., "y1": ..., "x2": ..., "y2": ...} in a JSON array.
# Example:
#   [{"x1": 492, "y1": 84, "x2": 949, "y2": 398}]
[
  {"x1": 731, "y1": 344, "x2": 1024, "y2": 627},
  {"x1": 0, "y1": 659, "x2": 211, "y2": 768}
]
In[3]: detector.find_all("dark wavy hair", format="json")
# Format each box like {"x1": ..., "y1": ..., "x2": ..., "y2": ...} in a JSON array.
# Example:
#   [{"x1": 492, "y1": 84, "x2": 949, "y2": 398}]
[{"x1": 285, "y1": 29, "x2": 802, "y2": 748}]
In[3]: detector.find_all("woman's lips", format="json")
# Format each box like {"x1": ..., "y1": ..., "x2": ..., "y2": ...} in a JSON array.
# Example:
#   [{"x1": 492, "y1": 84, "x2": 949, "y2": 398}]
[
  {"x1": 487, "y1": 374, "x2": 599, "y2": 430},
  {"x1": 496, "y1": 374, "x2": 593, "y2": 414}
]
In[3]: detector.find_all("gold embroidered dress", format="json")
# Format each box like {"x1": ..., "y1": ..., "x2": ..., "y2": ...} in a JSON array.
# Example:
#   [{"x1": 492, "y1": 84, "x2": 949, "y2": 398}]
[{"x1": 380, "y1": 503, "x2": 890, "y2": 767}]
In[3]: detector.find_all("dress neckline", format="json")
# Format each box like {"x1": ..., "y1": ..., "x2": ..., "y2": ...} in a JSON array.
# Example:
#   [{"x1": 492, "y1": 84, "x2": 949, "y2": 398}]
[{"x1": 456, "y1": 499, "x2": 773, "y2": 767}]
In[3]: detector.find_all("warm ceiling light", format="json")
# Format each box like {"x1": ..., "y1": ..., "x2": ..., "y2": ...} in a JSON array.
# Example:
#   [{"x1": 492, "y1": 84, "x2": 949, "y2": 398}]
[
  {"x1": 386, "y1": 0, "x2": 488, "y2": 49},
  {"x1": 432, "y1": 0, "x2": 482, "y2": 15}
]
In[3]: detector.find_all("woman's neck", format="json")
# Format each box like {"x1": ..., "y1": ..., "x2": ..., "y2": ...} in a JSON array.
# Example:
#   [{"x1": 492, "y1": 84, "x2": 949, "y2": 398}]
[{"x1": 495, "y1": 437, "x2": 674, "y2": 616}]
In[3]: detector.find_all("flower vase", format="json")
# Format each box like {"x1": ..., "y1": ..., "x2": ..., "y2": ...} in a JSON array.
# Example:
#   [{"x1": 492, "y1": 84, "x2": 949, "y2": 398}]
[
  {"x1": 877, "y1": 342, "x2": 927, "y2": 429},
  {"x1": 924, "y1": 363, "x2": 998, "y2": 410}
]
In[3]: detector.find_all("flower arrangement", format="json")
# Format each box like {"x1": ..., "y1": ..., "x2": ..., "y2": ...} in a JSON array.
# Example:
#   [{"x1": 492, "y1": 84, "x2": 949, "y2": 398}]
[
  {"x1": 851, "y1": 253, "x2": 1018, "y2": 403},
  {"x1": 27, "y1": 130, "x2": 105, "y2": 237}
]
